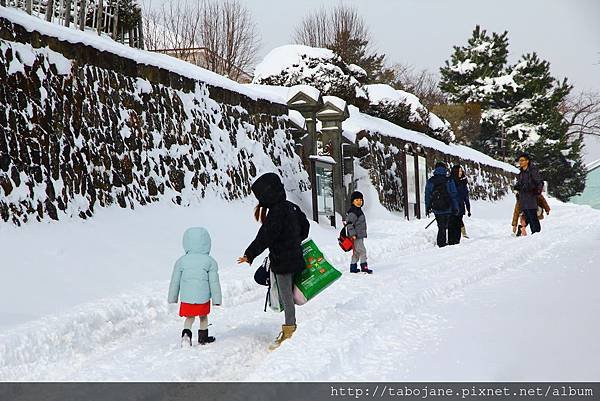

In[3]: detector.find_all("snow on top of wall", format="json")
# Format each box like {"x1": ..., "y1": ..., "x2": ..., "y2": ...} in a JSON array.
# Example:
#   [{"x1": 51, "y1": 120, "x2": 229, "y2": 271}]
[
  {"x1": 344, "y1": 105, "x2": 518, "y2": 173},
  {"x1": 253, "y1": 44, "x2": 336, "y2": 81},
  {"x1": 0, "y1": 7, "x2": 283, "y2": 104},
  {"x1": 241, "y1": 83, "x2": 288, "y2": 104}
]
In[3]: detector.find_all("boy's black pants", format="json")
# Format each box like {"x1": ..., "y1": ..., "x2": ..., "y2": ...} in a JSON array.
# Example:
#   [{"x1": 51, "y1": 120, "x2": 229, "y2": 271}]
[{"x1": 435, "y1": 214, "x2": 450, "y2": 247}]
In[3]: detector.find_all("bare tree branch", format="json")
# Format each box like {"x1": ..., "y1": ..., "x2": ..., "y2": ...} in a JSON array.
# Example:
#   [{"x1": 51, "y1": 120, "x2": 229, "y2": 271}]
[
  {"x1": 196, "y1": 0, "x2": 260, "y2": 80},
  {"x1": 292, "y1": 6, "x2": 331, "y2": 48},
  {"x1": 391, "y1": 62, "x2": 446, "y2": 109},
  {"x1": 292, "y1": 4, "x2": 371, "y2": 56},
  {"x1": 143, "y1": 0, "x2": 259, "y2": 81},
  {"x1": 561, "y1": 90, "x2": 600, "y2": 138}
]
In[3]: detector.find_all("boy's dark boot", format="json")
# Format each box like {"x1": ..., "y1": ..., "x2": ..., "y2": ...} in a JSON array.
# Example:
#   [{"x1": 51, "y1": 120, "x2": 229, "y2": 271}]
[
  {"x1": 350, "y1": 263, "x2": 360, "y2": 273},
  {"x1": 360, "y1": 262, "x2": 373, "y2": 274},
  {"x1": 181, "y1": 329, "x2": 193, "y2": 347},
  {"x1": 198, "y1": 329, "x2": 216, "y2": 345}
]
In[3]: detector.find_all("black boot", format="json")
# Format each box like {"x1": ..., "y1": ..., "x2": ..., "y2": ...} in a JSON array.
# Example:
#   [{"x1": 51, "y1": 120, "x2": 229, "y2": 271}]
[
  {"x1": 181, "y1": 329, "x2": 193, "y2": 347},
  {"x1": 198, "y1": 329, "x2": 216, "y2": 345},
  {"x1": 360, "y1": 262, "x2": 373, "y2": 274},
  {"x1": 350, "y1": 263, "x2": 360, "y2": 273}
]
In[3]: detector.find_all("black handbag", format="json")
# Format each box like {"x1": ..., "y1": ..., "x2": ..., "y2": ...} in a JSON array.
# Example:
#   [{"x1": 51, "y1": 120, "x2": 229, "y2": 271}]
[
  {"x1": 254, "y1": 257, "x2": 270, "y2": 286},
  {"x1": 253, "y1": 257, "x2": 274, "y2": 312}
]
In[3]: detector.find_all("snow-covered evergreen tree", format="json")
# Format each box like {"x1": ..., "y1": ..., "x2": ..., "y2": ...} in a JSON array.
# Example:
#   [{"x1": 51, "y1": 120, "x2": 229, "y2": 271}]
[
  {"x1": 440, "y1": 27, "x2": 587, "y2": 199},
  {"x1": 439, "y1": 25, "x2": 509, "y2": 105},
  {"x1": 490, "y1": 53, "x2": 585, "y2": 199}
]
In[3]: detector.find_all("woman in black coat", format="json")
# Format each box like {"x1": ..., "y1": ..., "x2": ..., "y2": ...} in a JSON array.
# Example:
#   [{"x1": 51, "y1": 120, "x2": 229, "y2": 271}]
[
  {"x1": 450, "y1": 165, "x2": 472, "y2": 241},
  {"x1": 237, "y1": 173, "x2": 309, "y2": 350}
]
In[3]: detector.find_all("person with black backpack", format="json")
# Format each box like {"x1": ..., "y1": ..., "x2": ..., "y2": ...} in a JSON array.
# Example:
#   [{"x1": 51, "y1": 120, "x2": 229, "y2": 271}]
[
  {"x1": 425, "y1": 162, "x2": 460, "y2": 247},
  {"x1": 237, "y1": 172, "x2": 310, "y2": 350}
]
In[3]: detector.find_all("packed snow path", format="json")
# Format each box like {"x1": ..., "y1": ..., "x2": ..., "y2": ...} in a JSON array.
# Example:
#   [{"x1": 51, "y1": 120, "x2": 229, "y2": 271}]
[{"x1": 0, "y1": 197, "x2": 599, "y2": 381}]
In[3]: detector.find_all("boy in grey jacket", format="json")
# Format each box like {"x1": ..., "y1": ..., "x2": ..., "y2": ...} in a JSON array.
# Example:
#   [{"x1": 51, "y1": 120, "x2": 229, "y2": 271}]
[{"x1": 345, "y1": 191, "x2": 372, "y2": 274}]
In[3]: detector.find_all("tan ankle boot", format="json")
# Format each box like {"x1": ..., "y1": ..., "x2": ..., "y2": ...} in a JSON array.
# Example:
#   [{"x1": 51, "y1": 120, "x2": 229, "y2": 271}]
[{"x1": 269, "y1": 324, "x2": 296, "y2": 350}]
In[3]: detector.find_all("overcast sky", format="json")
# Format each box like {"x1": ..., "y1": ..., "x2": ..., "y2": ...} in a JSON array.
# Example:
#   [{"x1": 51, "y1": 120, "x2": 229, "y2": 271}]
[{"x1": 236, "y1": 0, "x2": 600, "y2": 162}]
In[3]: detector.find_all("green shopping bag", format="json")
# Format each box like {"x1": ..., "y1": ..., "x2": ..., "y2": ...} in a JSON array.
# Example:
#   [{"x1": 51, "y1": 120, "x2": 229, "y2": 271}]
[{"x1": 293, "y1": 238, "x2": 342, "y2": 303}]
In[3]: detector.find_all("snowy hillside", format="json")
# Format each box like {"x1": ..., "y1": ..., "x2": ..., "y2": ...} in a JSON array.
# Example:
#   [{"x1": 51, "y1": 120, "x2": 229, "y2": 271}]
[{"x1": 1, "y1": 174, "x2": 599, "y2": 381}]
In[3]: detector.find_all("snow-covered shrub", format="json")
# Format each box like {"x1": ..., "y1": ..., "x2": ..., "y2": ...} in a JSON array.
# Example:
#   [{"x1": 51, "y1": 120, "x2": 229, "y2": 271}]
[
  {"x1": 252, "y1": 45, "x2": 368, "y2": 107},
  {"x1": 364, "y1": 84, "x2": 455, "y2": 144}
]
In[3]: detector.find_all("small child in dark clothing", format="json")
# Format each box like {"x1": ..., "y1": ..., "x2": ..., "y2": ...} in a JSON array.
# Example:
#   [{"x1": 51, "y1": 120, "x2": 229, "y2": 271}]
[{"x1": 345, "y1": 191, "x2": 372, "y2": 274}]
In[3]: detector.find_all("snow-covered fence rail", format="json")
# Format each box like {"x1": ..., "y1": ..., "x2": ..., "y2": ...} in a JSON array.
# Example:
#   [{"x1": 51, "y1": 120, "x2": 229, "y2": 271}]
[
  {"x1": 3, "y1": 0, "x2": 144, "y2": 48},
  {"x1": 0, "y1": 14, "x2": 308, "y2": 225}
]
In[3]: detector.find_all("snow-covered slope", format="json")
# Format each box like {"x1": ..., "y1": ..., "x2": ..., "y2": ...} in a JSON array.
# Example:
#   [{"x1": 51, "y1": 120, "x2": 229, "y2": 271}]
[{"x1": 1, "y1": 174, "x2": 598, "y2": 381}]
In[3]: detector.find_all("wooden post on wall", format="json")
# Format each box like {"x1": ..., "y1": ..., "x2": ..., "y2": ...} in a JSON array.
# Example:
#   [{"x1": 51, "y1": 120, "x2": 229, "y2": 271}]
[
  {"x1": 96, "y1": 0, "x2": 104, "y2": 35},
  {"x1": 137, "y1": 18, "x2": 144, "y2": 49},
  {"x1": 112, "y1": 2, "x2": 119, "y2": 39},
  {"x1": 64, "y1": 0, "x2": 72, "y2": 27},
  {"x1": 45, "y1": 0, "x2": 55, "y2": 21},
  {"x1": 78, "y1": 0, "x2": 87, "y2": 31}
]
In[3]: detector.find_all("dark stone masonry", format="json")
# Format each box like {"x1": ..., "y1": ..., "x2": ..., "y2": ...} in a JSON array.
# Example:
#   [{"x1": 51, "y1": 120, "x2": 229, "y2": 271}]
[{"x1": 0, "y1": 17, "x2": 307, "y2": 225}]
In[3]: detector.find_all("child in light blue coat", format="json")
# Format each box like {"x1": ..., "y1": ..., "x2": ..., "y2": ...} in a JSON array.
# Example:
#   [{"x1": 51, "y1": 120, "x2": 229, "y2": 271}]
[{"x1": 168, "y1": 227, "x2": 222, "y2": 346}]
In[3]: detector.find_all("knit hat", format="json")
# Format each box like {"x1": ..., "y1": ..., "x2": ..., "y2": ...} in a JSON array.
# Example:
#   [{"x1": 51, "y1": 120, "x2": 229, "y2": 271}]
[
  {"x1": 435, "y1": 161, "x2": 447, "y2": 169},
  {"x1": 350, "y1": 191, "x2": 364, "y2": 202}
]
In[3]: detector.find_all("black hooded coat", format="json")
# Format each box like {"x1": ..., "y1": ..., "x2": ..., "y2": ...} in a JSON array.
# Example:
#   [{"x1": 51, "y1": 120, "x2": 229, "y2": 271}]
[{"x1": 244, "y1": 173, "x2": 310, "y2": 274}]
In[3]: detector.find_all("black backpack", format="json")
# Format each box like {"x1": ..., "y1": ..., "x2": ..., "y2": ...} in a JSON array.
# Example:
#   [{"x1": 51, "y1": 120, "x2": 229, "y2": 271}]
[{"x1": 430, "y1": 180, "x2": 451, "y2": 210}]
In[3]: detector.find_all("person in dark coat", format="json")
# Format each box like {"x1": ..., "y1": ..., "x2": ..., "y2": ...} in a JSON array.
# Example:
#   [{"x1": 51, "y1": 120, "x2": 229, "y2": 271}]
[
  {"x1": 345, "y1": 191, "x2": 372, "y2": 274},
  {"x1": 450, "y1": 165, "x2": 472, "y2": 240},
  {"x1": 237, "y1": 172, "x2": 309, "y2": 350},
  {"x1": 514, "y1": 152, "x2": 543, "y2": 234},
  {"x1": 425, "y1": 162, "x2": 460, "y2": 247}
]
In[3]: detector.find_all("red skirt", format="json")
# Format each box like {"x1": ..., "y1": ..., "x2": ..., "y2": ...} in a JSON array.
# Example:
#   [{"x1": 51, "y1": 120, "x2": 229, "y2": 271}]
[{"x1": 179, "y1": 301, "x2": 211, "y2": 317}]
